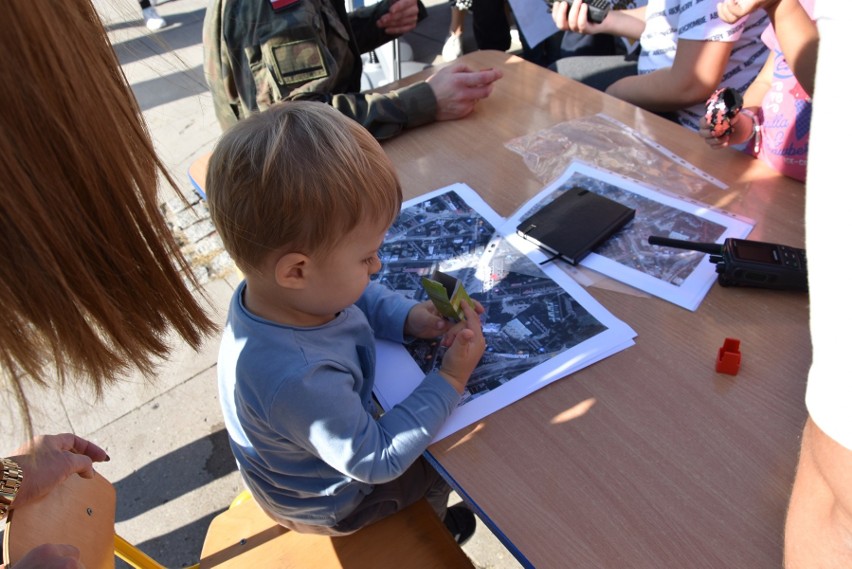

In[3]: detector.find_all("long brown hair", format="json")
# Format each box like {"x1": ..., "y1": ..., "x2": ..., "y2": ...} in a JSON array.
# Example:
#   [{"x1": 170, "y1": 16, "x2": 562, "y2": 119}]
[{"x1": 0, "y1": 1, "x2": 216, "y2": 430}]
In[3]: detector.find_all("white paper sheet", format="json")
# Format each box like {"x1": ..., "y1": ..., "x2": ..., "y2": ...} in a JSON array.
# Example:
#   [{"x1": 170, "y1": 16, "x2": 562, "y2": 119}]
[
  {"x1": 372, "y1": 183, "x2": 636, "y2": 442},
  {"x1": 503, "y1": 161, "x2": 754, "y2": 311}
]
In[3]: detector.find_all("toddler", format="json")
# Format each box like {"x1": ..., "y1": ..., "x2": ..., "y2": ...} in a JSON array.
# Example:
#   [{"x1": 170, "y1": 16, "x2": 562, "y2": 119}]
[{"x1": 205, "y1": 101, "x2": 486, "y2": 540}]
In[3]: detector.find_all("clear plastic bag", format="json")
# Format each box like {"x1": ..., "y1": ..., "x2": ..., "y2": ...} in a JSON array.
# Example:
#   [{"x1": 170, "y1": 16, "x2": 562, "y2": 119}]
[{"x1": 505, "y1": 114, "x2": 714, "y2": 195}]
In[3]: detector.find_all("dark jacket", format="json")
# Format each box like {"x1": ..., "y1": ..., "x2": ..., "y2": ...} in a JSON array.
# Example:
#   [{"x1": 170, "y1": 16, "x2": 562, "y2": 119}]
[{"x1": 203, "y1": 0, "x2": 436, "y2": 139}]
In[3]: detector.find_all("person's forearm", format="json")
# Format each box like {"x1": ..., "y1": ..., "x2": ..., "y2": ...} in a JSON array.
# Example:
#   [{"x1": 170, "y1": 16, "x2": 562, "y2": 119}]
[
  {"x1": 741, "y1": 60, "x2": 772, "y2": 109},
  {"x1": 329, "y1": 91, "x2": 408, "y2": 140},
  {"x1": 785, "y1": 418, "x2": 852, "y2": 568},
  {"x1": 763, "y1": 0, "x2": 817, "y2": 96},
  {"x1": 607, "y1": 37, "x2": 733, "y2": 112},
  {"x1": 348, "y1": 0, "x2": 396, "y2": 52},
  {"x1": 606, "y1": 68, "x2": 709, "y2": 112},
  {"x1": 600, "y1": 7, "x2": 646, "y2": 40},
  {"x1": 324, "y1": 82, "x2": 436, "y2": 140}
]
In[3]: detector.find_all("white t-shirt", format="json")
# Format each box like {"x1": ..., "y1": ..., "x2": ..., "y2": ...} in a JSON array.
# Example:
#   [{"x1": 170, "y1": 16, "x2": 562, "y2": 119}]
[
  {"x1": 804, "y1": 1, "x2": 852, "y2": 451},
  {"x1": 638, "y1": 0, "x2": 769, "y2": 130}
]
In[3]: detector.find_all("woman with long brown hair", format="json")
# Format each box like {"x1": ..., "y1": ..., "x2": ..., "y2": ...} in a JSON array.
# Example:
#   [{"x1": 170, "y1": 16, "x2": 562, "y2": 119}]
[{"x1": 1, "y1": 2, "x2": 215, "y2": 566}]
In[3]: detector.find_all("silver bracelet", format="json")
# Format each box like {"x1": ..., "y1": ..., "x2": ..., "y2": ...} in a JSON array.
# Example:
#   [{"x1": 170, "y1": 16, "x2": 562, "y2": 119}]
[{"x1": 738, "y1": 108, "x2": 762, "y2": 154}]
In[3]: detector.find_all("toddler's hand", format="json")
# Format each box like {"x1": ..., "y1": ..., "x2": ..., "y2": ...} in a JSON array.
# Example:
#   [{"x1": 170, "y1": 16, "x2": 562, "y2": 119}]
[
  {"x1": 439, "y1": 300, "x2": 485, "y2": 347},
  {"x1": 404, "y1": 299, "x2": 485, "y2": 339},
  {"x1": 438, "y1": 302, "x2": 486, "y2": 394},
  {"x1": 404, "y1": 301, "x2": 448, "y2": 338}
]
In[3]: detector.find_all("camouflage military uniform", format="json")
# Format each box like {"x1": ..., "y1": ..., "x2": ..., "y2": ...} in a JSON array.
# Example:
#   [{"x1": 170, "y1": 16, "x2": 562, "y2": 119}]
[{"x1": 203, "y1": 0, "x2": 436, "y2": 140}]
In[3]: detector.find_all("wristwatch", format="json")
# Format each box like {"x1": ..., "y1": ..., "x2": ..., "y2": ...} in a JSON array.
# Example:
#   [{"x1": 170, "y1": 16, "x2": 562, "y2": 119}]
[{"x1": 0, "y1": 457, "x2": 24, "y2": 518}]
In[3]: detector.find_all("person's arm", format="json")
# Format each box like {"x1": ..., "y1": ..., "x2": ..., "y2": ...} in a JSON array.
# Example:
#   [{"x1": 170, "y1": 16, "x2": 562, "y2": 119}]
[
  {"x1": 272, "y1": 361, "x2": 462, "y2": 484},
  {"x1": 740, "y1": 55, "x2": 773, "y2": 110},
  {"x1": 339, "y1": 0, "x2": 393, "y2": 54},
  {"x1": 320, "y1": 84, "x2": 437, "y2": 140},
  {"x1": 606, "y1": 38, "x2": 734, "y2": 112},
  {"x1": 784, "y1": 3, "x2": 851, "y2": 565},
  {"x1": 326, "y1": 64, "x2": 502, "y2": 140},
  {"x1": 757, "y1": 0, "x2": 817, "y2": 97},
  {"x1": 348, "y1": 0, "x2": 423, "y2": 52},
  {"x1": 0, "y1": 543, "x2": 84, "y2": 569},
  {"x1": 0, "y1": 435, "x2": 107, "y2": 569},
  {"x1": 785, "y1": 418, "x2": 852, "y2": 568},
  {"x1": 355, "y1": 281, "x2": 419, "y2": 341},
  {"x1": 716, "y1": 0, "x2": 817, "y2": 96},
  {"x1": 206, "y1": 0, "x2": 417, "y2": 136},
  {"x1": 5, "y1": 434, "x2": 108, "y2": 513}
]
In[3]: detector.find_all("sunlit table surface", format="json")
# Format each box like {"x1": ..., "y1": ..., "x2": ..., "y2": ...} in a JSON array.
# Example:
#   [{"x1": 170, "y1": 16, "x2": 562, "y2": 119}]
[{"x1": 378, "y1": 50, "x2": 809, "y2": 569}]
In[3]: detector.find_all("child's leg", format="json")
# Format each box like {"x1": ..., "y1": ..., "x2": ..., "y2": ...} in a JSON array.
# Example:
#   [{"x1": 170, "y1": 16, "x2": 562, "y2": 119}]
[
  {"x1": 423, "y1": 462, "x2": 453, "y2": 520},
  {"x1": 333, "y1": 456, "x2": 450, "y2": 533},
  {"x1": 443, "y1": 5, "x2": 467, "y2": 62}
]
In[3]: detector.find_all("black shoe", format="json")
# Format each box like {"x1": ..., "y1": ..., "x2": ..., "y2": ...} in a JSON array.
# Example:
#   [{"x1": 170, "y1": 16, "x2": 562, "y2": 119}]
[{"x1": 443, "y1": 504, "x2": 476, "y2": 545}]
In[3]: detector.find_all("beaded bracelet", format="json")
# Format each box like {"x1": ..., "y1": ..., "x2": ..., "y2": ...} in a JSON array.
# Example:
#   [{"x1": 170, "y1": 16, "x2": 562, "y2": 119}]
[{"x1": 738, "y1": 108, "x2": 762, "y2": 154}]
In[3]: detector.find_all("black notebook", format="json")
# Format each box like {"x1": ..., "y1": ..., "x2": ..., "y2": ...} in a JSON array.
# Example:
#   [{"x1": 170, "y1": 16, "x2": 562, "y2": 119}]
[{"x1": 516, "y1": 186, "x2": 635, "y2": 265}]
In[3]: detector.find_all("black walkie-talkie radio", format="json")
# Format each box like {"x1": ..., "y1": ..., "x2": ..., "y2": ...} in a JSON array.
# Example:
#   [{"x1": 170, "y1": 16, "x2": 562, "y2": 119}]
[
  {"x1": 542, "y1": 0, "x2": 610, "y2": 22},
  {"x1": 648, "y1": 236, "x2": 808, "y2": 291}
]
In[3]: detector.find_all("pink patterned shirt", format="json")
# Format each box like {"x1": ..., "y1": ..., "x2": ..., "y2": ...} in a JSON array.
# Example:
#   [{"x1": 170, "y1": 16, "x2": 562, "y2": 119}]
[{"x1": 754, "y1": 0, "x2": 814, "y2": 182}]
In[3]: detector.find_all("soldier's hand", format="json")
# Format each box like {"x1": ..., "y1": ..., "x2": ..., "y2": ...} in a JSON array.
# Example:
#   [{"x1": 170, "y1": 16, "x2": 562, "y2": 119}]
[
  {"x1": 425, "y1": 64, "x2": 503, "y2": 121},
  {"x1": 376, "y1": 0, "x2": 420, "y2": 35}
]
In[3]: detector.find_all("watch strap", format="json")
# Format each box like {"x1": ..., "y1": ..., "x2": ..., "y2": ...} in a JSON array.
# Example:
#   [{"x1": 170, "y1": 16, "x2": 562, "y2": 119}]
[{"x1": 0, "y1": 457, "x2": 24, "y2": 518}]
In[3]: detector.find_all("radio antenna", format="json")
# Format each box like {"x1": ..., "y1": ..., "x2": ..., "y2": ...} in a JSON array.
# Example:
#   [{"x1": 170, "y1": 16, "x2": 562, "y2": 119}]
[{"x1": 648, "y1": 236, "x2": 723, "y2": 256}]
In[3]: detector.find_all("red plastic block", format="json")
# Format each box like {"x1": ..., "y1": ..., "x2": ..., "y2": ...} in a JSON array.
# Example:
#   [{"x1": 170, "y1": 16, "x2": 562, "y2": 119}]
[{"x1": 716, "y1": 338, "x2": 741, "y2": 375}]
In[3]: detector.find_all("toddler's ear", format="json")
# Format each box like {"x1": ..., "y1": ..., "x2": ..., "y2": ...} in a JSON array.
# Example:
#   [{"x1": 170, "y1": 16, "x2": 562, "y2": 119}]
[{"x1": 274, "y1": 252, "x2": 309, "y2": 289}]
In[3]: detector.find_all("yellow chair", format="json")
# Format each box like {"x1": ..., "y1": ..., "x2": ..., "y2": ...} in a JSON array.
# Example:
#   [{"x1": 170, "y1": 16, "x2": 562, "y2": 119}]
[
  {"x1": 187, "y1": 152, "x2": 211, "y2": 201},
  {"x1": 3, "y1": 471, "x2": 475, "y2": 569}
]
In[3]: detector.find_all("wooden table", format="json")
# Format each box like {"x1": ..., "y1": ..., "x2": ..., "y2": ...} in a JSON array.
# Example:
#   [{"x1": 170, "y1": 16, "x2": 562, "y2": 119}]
[{"x1": 379, "y1": 51, "x2": 809, "y2": 569}]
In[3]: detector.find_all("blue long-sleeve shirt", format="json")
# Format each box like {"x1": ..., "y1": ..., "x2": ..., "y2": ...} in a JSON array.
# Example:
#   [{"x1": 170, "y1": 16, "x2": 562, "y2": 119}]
[{"x1": 217, "y1": 281, "x2": 460, "y2": 526}]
